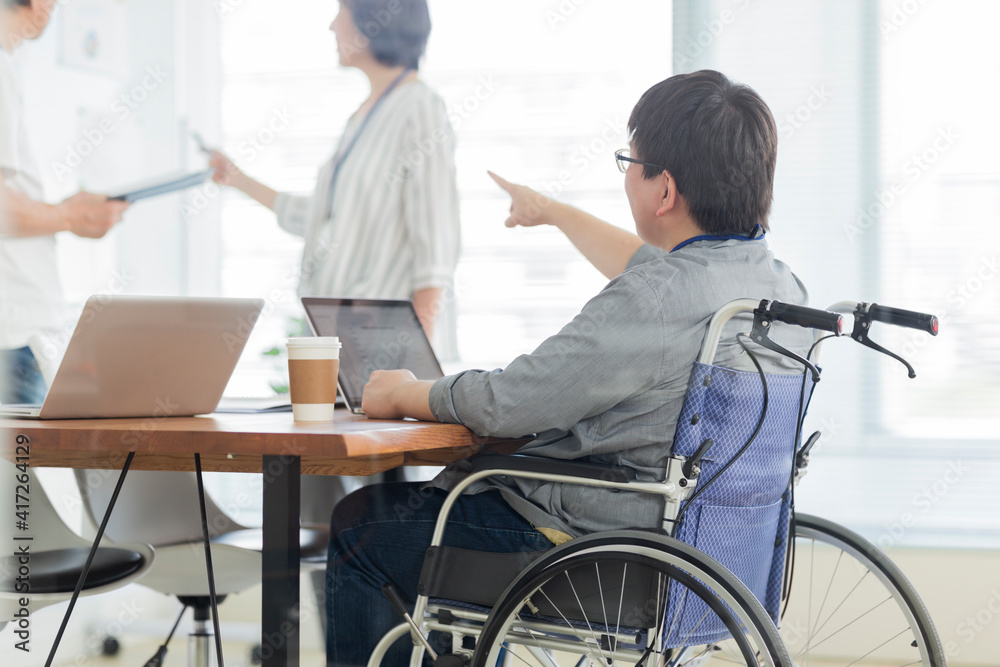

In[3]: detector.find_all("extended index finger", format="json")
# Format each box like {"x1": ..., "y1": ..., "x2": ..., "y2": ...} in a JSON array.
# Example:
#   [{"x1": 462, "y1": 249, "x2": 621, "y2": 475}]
[{"x1": 487, "y1": 170, "x2": 517, "y2": 194}]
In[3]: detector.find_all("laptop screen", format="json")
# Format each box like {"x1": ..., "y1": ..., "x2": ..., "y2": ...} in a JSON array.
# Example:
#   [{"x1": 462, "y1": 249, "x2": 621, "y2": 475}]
[{"x1": 300, "y1": 297, "x2": 444, "y2": 412}]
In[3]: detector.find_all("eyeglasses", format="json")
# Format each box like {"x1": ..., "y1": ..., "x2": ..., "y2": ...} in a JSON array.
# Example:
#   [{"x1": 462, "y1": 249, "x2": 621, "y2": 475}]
[{"x1": 615, "y1": 148, "x2": 668, "y2": 174}]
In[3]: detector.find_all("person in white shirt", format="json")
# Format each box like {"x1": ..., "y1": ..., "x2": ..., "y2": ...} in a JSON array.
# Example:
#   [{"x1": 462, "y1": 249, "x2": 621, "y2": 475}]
[{"x1": 0, "y1": 0, "x2": 129, "y2": 404}]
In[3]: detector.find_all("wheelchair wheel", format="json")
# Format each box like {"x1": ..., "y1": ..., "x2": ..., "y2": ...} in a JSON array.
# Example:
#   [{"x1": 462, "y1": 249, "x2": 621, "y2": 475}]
[
  {"x1": 779, "y1": 513, "x2": 945, "y2": 666},
  {"x1": 472, "y1": 531, "x2": 791, "y2": 667}
]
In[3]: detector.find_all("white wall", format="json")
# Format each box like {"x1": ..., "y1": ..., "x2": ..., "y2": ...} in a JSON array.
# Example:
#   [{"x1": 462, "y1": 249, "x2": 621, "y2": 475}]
[{"x1": 14, "y1": 0, "x2": 221, "y2": 310}]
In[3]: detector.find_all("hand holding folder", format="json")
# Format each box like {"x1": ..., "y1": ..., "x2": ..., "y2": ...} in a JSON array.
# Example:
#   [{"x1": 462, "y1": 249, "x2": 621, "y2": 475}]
[{"x1": 108, "y1": 169, "x2": 214, "y2": 203}]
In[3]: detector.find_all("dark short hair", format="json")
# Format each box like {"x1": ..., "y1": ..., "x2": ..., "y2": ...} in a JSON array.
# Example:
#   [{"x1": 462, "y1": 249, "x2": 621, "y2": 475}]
[
  {"x1": 3, "y1": 0, "x2": 32, "y2": 8},
  {"x1": 344, "y1": 0, "x2": 431, "y2": 70},
  {"x1": 628, "y1": 70, "x2": 778, "y2": 235}
]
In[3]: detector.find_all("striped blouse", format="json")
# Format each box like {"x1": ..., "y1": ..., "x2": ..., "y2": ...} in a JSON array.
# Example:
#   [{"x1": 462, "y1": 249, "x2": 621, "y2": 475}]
[{"x1": 273, "y1": 80, "x2": 461, "y2": 359}]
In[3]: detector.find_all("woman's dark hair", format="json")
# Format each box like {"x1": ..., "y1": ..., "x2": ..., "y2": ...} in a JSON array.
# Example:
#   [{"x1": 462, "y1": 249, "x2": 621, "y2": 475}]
[
  {"x1": 628, "y1": 70, "x2": 778, "y2": 235},
  {"x1": 343, "y1": 0, "x2": 431, "y2": 70},
  {"x1": 3, "y1": 0, "x2": 32, "y2": 8}
]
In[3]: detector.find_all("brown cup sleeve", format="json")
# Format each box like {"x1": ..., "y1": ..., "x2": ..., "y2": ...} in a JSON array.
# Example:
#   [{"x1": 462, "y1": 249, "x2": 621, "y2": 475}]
[{"x1": 288, "y1": 358, "x2": 339, "y2": 404}]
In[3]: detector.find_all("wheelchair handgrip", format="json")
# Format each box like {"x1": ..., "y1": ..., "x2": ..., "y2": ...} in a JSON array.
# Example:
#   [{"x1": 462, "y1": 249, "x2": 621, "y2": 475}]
[
  {"x1": 868, "y1": 304, "x2": 939, "y2": 335},
  {"x1": 763, "y1": 301, "x2": 843, "y2": 335}
]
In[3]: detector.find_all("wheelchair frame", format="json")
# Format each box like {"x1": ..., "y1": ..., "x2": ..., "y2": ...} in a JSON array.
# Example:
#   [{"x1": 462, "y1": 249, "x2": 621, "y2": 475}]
[{"x1": 369, "y1": 298, "x2": 945, "y2": 667}]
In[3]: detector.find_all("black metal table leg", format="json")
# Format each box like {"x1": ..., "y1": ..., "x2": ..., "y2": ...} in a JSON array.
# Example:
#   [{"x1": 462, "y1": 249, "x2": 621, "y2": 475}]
[
  {"x1": 261, "y1": 454, "x2": 301, "y2": 667},
  {"x1": 194, "y1": 453, "x2": 225, "y2": 667},
  {"x1": 45, "y1": 451, "x2": 135, "y2": 667}
]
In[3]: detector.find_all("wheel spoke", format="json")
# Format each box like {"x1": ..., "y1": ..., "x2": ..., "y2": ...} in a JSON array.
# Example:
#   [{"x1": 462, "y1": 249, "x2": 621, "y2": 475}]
[
  {"x1": 474, "y1": 540, "x2": 788, "y2": 667},
  {"x1": 538, "y1": 585, "x2": 604, "y2": 660},
  {"x1": 594, "y1": 563, "x2": 614, "y2": 665},
  {"x1": 808, "y1": 566, "x2": 871, "y2": 643},
  {"x1": 617, "y1": 562, "x2": 627, "y2": 638},
  {"x1": 802, "y1": 597, "x2": 900, "y2": 655},
  {"x1": 674, "y1": 607, "x2": 713, "y2": 652},
  {"x1": 664, "y1": 584, "x2": 690, "y2": 648},
  {"x1": 564, "y1": 570, "x2": 609, "y2": 664},
  {"x1": 806, "y1": 537, "x2": 815, "y2": 667},
  {"x1": 844, "y1": 627, "x2": 912, "y2": 667},
  {"x1": 507, "y1": 614, "x2": 560, "y2": 667}
]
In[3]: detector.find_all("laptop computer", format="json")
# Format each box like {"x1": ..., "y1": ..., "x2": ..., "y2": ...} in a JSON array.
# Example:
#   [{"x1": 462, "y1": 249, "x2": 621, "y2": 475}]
[
  {"x1": 0, "y1": 295, "x2": 264, "y2": 419},
  {"x1": 301, "y1": 297, "x2": 444, "y2": 415}
]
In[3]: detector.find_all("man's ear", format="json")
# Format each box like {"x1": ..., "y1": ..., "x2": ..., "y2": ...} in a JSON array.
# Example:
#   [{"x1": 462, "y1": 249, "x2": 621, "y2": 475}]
[{"x1": 655, "y1": 170, "x2": 678, "y2": 218}]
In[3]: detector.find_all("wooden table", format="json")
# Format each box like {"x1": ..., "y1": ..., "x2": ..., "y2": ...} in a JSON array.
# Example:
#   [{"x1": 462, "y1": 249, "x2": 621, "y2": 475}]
[{"x1": 1, "y1": 411, "x2": 521, "y2": 667}]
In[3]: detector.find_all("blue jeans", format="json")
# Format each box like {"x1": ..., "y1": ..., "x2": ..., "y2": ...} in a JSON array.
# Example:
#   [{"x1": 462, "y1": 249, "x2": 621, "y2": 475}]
[
  {"x1": 0, "y1": 346, "x2": 47, "y2": 404},
  {"x1": 326, "y1": 483, "x2": 555, "y2": 667}
]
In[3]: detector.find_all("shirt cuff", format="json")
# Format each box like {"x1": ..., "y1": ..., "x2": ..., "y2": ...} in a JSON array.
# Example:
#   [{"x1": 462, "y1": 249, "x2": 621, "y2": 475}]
[
  {"x1": 428, "y1": 375, "x2": 462, "y2": 424},
  {"x1": 412, "y1": 269, "x2": 455, "y2": 292},
  {"x1": 272, "y1": 192, "x2": 292, "y2": 221},
  {"x1": 428, "y1": 369, "x2": 484, "y2": 425}
]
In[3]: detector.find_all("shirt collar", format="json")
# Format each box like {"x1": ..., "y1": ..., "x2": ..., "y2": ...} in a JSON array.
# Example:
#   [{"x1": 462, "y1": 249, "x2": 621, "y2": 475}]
[{"x1": 669, "y1": 224, "x2": 766, "y2": 253}]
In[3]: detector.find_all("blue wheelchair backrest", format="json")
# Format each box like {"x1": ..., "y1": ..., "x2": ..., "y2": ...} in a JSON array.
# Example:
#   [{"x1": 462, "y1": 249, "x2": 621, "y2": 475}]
[{"x1": 664, "y1": 361, "x2": 812, "y2": 647}]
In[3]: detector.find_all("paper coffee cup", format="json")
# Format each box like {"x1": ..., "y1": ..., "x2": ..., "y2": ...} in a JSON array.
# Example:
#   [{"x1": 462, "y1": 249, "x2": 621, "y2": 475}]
[{"x1": 286, "y1": 337, "x2": 341, "y2": 422}]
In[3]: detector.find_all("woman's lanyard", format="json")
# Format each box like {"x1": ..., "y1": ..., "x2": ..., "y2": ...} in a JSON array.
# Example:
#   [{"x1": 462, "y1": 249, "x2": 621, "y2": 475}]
[{"x1": 326, "y1": 67, "x2": 414, "y2": 217}]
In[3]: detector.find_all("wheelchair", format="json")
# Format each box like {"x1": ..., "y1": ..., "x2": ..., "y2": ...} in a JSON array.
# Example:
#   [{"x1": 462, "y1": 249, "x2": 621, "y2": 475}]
[{"x1": 372, "y1": 299, "x2": 946, "y2": 667}]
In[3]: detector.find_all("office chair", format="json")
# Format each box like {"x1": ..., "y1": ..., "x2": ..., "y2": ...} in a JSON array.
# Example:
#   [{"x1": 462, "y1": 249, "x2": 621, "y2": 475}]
[
  {"x1": 74, "y1": 468, "x2": 327, "y2": 666},
  {"x1": 0, "y1": 463, "x2": 154, "y2": 638}
]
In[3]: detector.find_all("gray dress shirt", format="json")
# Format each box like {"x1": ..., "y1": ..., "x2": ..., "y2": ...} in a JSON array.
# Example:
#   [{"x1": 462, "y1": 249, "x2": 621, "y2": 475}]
[{"x1": 428, "y1": 238, "x2": 812, "y2": 541}]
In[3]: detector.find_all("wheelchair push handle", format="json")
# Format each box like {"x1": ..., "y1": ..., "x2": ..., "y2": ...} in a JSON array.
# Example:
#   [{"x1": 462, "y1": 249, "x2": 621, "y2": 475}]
[
  {"x1": 761, "y1": 300, "x2": 844, "y2": 335},
  {"x1": 867, "y1": 303, "x2": 939, "y2": 335}
]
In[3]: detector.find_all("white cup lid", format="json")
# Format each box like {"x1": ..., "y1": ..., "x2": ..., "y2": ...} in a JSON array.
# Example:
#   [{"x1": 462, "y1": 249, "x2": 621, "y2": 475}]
[{"x1": 287, "y1": 336, "x2": 341, "y2": 347}]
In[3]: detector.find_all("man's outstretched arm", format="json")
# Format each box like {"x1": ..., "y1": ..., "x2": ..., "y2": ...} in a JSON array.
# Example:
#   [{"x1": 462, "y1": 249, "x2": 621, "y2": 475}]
[{"x1": 489, "y1": 172, "x2": 643, "y2": 280}]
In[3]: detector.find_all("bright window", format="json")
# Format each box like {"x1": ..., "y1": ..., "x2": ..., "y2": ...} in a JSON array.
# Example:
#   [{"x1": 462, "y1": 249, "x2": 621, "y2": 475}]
[
  {"x1": 216, "y1": 0, "x2": 672, "y2": 396},
  {"x1": 876, "y1": 0, "x2": 1000, "y2": 440}
]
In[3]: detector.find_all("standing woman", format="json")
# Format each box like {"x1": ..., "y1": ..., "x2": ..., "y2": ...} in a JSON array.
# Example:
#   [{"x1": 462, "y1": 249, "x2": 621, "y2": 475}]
[
  {"x1": 210, "y1": 0, "x2": 460, "y2": 350},
  {"x1": 208, "y1": 0, "x2": 460, "y2": 628}
]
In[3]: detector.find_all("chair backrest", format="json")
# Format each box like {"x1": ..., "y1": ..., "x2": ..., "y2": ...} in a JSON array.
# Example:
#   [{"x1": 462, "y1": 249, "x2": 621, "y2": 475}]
[
  {"x1": 663, "y1": 361, "x2": 812, "y2": 647},
  {"x1": 74, "y1": 469, "x2": 248, "y2": 546},
  {"x1": 0, "y1": 462, "x2": 154, "y2": 616}
]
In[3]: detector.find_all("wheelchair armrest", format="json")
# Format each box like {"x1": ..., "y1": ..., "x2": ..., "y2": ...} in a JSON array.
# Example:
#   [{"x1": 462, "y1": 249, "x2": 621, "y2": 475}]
[{"x1": 468, "y1": 454, "x2": 635, "y2": 483}]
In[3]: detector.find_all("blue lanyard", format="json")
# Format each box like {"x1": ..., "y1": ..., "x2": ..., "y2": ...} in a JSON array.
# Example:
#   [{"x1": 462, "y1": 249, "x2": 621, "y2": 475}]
[
  {"x1": 326, "y1": 68, "x2": 413, "y2": 217},
  {"x1": 669, "y1": 224, "x2": 765, "y2": 252}
]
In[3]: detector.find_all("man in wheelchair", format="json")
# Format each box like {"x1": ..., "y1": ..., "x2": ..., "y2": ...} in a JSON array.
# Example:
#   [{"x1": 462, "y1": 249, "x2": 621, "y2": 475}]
[{"x1": 328, "y1": 69, "x2": 814, "y2": 666}]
